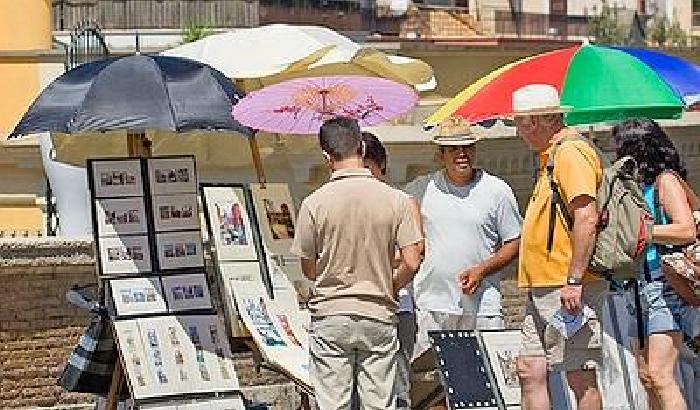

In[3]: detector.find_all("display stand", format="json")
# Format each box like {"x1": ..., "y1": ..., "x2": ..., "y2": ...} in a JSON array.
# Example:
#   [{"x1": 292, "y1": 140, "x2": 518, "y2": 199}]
[
  {"x1": 201, "y1": 183, "x2": 314, "y2": 409},
  {"x1": 88, "y1": 148, "x2": 244, "y2": 410}
]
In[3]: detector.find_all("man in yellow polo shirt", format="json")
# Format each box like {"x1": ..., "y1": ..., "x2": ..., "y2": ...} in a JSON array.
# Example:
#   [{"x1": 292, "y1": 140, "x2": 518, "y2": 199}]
[{"x1": 511, "y1": 85, "x2": 608, "y2": 410}]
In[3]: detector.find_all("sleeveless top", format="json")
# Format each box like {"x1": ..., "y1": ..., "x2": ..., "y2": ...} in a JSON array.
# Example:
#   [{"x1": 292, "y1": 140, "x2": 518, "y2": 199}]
[{"x1": 643, "y1": 184, "x2": 669, "y2": 282}]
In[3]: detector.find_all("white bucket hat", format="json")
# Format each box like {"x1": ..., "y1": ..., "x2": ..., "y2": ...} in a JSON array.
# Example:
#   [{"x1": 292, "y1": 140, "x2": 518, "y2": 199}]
[{"x1": 510, "y1": 84, "x2": 572, "y2": 117}]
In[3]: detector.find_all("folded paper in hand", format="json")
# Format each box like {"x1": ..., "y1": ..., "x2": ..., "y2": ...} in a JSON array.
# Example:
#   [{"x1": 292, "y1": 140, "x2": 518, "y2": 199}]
[{"x1": 549, "y1": 306, "x2": 595, "y2": 339}]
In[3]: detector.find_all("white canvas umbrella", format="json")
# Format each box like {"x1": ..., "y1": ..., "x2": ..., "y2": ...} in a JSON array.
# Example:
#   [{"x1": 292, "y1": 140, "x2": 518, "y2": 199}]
[{"x1": 162, "y1": 24, "x2": 436, "y2": 92}]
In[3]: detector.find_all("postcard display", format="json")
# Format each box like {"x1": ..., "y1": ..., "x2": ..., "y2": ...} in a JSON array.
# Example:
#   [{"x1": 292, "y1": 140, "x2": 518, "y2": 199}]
[
  {"x1": 201, "y1": 184, "x2": 311, "y2": 390},
  {"x1": 88, "y1": 157, "x2": 243, "y2": 408},
  {"x1": 429, "y1": 330, "x2": 523, "y2": 410}
]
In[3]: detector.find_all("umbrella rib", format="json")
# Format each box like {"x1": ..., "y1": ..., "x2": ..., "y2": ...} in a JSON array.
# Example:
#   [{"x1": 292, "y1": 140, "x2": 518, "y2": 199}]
[{"x1": 150, "y1": 56, "x2": 180, "y2": 132}]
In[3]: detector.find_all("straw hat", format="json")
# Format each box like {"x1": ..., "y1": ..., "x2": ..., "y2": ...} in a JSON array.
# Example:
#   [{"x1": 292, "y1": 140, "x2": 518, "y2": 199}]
[
  {"x1": 510, "y1": 84, "x2": 571, "y2": 117},
  {"x1": 432, "y1": 118, "x2": 479, "y2": 146}
]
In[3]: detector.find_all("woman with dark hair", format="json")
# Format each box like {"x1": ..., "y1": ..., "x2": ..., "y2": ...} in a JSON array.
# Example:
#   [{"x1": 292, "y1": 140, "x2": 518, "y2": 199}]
[{"x1": 613, "y1": 117, "x2": 698, "y2": 410}]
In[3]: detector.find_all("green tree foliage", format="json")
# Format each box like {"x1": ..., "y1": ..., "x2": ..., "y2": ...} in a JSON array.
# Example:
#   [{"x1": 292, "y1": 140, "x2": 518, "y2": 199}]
[
  {"x1": 650, "y1": 16, "x2": 687, "y2": 47},
  {"x1": 182, "y1": 24, "x2": 212, "y2": 44},
  {"x1": 588, "y1": 1, "x2": 624, "y2": 44}
]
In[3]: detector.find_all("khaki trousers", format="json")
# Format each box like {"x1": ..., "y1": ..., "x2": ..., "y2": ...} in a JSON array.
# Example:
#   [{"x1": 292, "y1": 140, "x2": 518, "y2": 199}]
[{"x1": 310, "y1": 314, "x2": 399, "y2": 410}]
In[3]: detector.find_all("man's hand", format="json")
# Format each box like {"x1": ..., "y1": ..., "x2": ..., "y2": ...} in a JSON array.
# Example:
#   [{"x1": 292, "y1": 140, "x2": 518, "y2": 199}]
[
  {"x1": 560, "y1": 284, "x2": 583, "y2": 314},
  {"x1": 459, "y1": 266, "x2": 485, "y2": 295}
]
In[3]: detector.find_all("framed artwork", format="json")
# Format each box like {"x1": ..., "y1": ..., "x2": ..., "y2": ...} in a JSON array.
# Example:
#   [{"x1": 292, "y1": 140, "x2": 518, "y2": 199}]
[
  {"x1": 98, "y1": 235, "x2": 152, "y2": 275},
  {"x1": 116, "y1": 315, "x2": 241, "y2": 400},
  {"x1": 109, "y1": 277, "x2": 167, "y2": 317},
  {"x1": 156, "y1": 231, "x2": 204, "y2": 271},
  {"x1": 429, "y1": 330, "x2": 500, "y2": 409},
  {"x1": 90, "y1": 159, "x2": 144, "y2": 198},
  {"x1": 152, "y1": 193, "x2": 200, "y2": 232},
  {"x1": 148, "y1": 157, "x2": 197, "y2": 195},
  {"x1": 161, "y1": 273, "x2": 213, "y2": 312},
  {"x1": 95, "y1": 197, "x2": 148, "y2": 236},
  {"x1": 249, "y1": 183, "x2": 296, "y2": 256},
  {"x1": 201, "y1": 185, "x2": 258, "y2": 261},
  {"x1": 480, "y1": 330, "x2": 523, "y2": 408}
]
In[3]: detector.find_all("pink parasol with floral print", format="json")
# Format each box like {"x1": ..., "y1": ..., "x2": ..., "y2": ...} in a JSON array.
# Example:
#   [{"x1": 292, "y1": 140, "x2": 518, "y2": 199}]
[{"x1": 232, "y1": 75, "x2": 419, "y2": 134}]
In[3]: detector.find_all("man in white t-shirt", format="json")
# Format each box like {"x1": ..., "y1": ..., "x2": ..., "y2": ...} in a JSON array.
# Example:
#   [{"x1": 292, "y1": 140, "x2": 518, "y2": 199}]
[{"x1": 405, "y1": 120, "x2": 522, "y2": 407}]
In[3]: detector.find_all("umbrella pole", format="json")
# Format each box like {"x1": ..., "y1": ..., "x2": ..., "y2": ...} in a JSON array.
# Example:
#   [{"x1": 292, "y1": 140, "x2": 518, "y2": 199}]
[
  {"x1": 248, "y1": 134, "x2": 267, "y2": 187},
  {"x1": 127, "y1": 130, "x2": 152, "y2": 157}
]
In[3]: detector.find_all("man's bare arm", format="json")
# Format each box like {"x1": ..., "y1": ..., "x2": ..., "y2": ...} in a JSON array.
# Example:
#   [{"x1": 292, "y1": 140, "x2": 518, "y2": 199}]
[
  {"x1": 560, "y1": 194, "x2": 597, "y2": 313},
  {"x1": 460, "y1": 238, "x2": 520, "y2": 294},
  {"x1": 394, "y1": 242, "x2": 422, "y2": 294},
  {"x1": 300, "y1": 257, "x2": 317, "y2": 281},
  {"x1": 567, "y1": 195, "x2": 598, "y2": 281}
]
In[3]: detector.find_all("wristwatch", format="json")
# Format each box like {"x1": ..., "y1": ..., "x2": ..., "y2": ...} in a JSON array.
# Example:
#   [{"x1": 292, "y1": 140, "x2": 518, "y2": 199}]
[{"x1": 566, "y1": 277, "x2": 583, "y2": 286}]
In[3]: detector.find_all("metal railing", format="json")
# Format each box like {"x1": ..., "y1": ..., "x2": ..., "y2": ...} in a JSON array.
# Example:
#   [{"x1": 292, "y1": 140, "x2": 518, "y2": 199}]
[
  {"x1": 259, "y1": 2, "x2": 403, "y2": 35},
  {"x1": 492, "y1": 11, "x2": 590, "y2": 38}
]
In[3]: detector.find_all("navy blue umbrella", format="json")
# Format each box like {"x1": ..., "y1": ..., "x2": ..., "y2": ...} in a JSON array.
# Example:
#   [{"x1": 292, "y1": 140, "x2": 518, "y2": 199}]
[{"x1": 10, "y1": 54, "x2": 252, "y2": 136}]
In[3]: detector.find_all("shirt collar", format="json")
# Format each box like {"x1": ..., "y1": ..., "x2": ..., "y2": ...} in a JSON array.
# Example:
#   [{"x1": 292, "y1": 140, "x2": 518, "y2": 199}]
[
  {"x1": 539, "y1": 127, "x2": 580, "y2": 167},
  {"x1": 330, "y1": 168, "x2": 373, "y2": 181}
]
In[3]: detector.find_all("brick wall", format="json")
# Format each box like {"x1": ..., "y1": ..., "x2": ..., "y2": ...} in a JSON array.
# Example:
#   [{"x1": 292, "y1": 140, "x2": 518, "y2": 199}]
[{"x1": 0, "y1": 240, "x2": 96, "y2": 408}]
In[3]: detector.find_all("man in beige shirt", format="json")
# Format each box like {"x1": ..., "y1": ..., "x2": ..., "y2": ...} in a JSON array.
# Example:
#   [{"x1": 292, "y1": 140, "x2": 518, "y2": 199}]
[{"x1": 291, "y1": 117, "x2": 423, "y2": 410}]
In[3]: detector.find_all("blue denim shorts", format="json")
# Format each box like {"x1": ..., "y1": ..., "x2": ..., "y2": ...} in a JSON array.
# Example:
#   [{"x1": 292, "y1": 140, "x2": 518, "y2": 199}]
[{"x1": 628, "y1": 280, "x2": 700, "y2": 338}]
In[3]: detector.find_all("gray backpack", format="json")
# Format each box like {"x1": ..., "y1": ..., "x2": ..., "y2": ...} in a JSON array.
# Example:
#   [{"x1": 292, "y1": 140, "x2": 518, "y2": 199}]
[{"x1": 546, "y1": 136, "x2": 653, "y2": 281}]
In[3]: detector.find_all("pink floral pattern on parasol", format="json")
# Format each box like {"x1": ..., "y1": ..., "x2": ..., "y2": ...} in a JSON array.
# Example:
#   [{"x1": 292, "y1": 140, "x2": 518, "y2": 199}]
[{"x1": 232, "y1": 75, "x2": 419, "y2": 134}]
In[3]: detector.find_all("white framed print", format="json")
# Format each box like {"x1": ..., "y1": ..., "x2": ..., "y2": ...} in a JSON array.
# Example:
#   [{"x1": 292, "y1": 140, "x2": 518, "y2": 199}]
[
  {"x1": 249, "y1": 183, "x2": 296, "y2": 256},
  {"x1": 161, "y1": 273, "x2": 213, "y2": 312},
  {"x1": 201, "y1": 185, "x2": 257, "y2": 261},
  {"x1": 480, "y1": 330, "x2": 523, "y2": 408},
  {"x1": 148, "y1": 157, "x2": 197, "y2": 195},
  {"x1": 99, "y1": 235, "x2": 152, "y2": 275},
  {"x1": 91, "y1": 159, "x2": 144, "y2": 198},
  {"x1": 152, "y1": 193, "x2": 200, "y2": 232},
  {"x1": 156, "y1": 231, "x2": 204, "y2": 271},
  {"x1": 95, "y1": 197, "x2": 148, "y2": 236},
  {"x1": 110, "y1": 277, "x2": 167, "y2": 317}
]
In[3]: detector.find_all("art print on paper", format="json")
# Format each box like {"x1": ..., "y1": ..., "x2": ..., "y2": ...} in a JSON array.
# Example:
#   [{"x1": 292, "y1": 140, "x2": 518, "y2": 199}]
[
  {"x1": 91, "y1": 159, "x2": 144, "y2": 198},
  {"x1": 480, "y1": 330, "x2": 522, "y2": 407},
  {"x1": 179, "y1": 315, "x2": 239, "y2": 388},
  {"x1": 250, "y1": 183, "x2": 296, "y2": 256},
  {"x1": 275, "y1": 314, "x2": 301, "y2": 347},
  {"x1": 99, "y1": 235, "x2": 152, "y2": 275},
  {"x1": 161, "y1": 273, "x2": 213, "y2": 312},
  {"x1": 156, "y1": 231, "x2": 204, "y2": 271},
  {"x1": 110, "y1": 277, "x2": 167, "y2": 317},
  {"x1": 96, "y1": 197, "x2": 148, "y2": 236},
  {"x1": 117, "y1": 316, "x2": 240, "y2": 399},
  {"x1": 242, "y1": 296, "x2": 286, "y2": 347},
  {"x1": 152, "y1": 193, "x2": 200, "y2": 232},
  {"x1": 202, "y1": 186, "x2": 257, "y2": 261},
  {"x1": 113, "y1": 320, "x2": 155, "y2": 399},
  {"x1": 148, "y1": 157, "x2": 197, "y2": 195}
]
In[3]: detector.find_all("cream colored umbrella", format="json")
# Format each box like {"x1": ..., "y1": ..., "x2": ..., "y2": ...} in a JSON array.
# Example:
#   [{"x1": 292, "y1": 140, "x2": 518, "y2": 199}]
[{"x1": 162, "y1": 23, "x2": 436, "y2": 92}]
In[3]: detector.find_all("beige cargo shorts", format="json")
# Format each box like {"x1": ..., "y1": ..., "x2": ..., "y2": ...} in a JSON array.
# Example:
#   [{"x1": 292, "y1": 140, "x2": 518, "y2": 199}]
[{"x1": 519, "y1": 280, "x2": 608, "y2": 372}]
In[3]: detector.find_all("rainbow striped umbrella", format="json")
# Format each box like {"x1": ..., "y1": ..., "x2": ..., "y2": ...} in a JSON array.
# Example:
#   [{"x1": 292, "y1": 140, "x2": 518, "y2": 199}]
[{"x1": 425, "y1": 44, "x2": 700, "y2": 127}]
